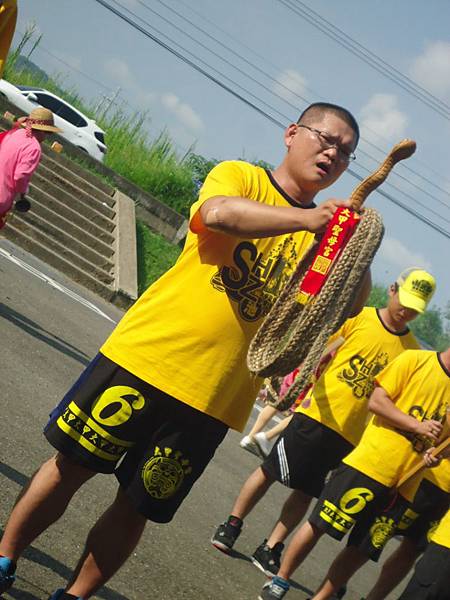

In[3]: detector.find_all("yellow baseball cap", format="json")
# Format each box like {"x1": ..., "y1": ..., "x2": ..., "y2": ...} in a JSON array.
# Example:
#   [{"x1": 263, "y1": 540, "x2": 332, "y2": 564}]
[{"x1": 397, "y1": 268, "x2": 436, "y2": 313}]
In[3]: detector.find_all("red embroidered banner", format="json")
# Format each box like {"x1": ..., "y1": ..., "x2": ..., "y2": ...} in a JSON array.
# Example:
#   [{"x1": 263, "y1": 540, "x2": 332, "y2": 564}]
[{"x1": 297, "y1": 207, "x2": 360, "y2": 304}]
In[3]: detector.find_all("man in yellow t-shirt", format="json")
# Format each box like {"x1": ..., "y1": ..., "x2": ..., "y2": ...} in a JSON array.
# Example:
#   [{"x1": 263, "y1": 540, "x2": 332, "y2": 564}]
[
  {"x1": 0, "y1": 102, "x2": 365, "y2": 598},
  {"x1": 212, "y1": 269, "x2": 434, "y2": 577},
  {"x1": 309, "y1": 459, "x2": 449, "y2": 600},
  {"x1": 398, "y1": 507, "x2": 450, "y2": 600},
  {"x1": 259, "y1": 347, "x2": 450, "y2": 600}
]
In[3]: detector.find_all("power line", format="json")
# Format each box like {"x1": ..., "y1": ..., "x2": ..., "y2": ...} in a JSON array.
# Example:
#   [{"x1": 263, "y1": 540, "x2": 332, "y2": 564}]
[
  {"x1": 288, "y1": 0, "x2": 450, "y2": 115},
  {"x1": 348, "y1": 166, "x2": 450, "y2": 239},
  {"x1": 136, "y1": 0, "x2": 450, "y2": 206},
  {"x1": 280, "y1": 0, "x2": 450, "y2": 120},
  {"x1": 93, "y1": 0, "x2": 285, "y2": 127},
  {"x1": 114, "y1": 0, "x2": 302, "y2": 123},
  {"x1": 93, "y1": 0, "x2": 450, "y2": 240},
  {"x1": 21, "y1": 35, "x2": 114, "y2": 93}
]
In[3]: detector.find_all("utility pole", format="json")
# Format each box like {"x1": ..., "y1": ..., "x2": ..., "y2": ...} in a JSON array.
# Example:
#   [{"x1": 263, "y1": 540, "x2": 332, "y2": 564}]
[{"x1": 94, "y1": 87, "x2": 121, "y2": 119}]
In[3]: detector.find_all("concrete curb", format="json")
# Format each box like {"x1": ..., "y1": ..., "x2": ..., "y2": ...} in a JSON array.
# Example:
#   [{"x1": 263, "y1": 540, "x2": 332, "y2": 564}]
[{"x1": 113, "y1": 190, "x2": 138, "y2": 302}]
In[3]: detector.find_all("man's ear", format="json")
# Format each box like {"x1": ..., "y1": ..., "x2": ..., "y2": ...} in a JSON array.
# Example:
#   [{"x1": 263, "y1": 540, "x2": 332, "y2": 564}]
[{"x1": 284, "y1": 123, "x2": 297, "y2": 149}]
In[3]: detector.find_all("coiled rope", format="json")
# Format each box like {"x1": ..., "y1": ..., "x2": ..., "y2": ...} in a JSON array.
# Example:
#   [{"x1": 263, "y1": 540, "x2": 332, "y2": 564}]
[{"x1": 247, "y1": 139, "x2": 416, "y2": 410}]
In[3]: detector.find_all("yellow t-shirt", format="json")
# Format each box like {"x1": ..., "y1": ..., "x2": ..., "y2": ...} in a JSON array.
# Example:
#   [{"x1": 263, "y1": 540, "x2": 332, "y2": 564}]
[
  {"x1": 344, "y1": 350, "x2": 450, "y2": 487},
  {"x1": 431, "y1": 508, "x2": 450, "y2": 548},
  {"x1": 297, "y1": 307, "x2": 419, "y2": 446},
  {"x1": 399, "y1": 458, "x2": 450, "y2": 503},
  {"x1": 101, "y1": 161, "x2": 314, "y2": 431}
]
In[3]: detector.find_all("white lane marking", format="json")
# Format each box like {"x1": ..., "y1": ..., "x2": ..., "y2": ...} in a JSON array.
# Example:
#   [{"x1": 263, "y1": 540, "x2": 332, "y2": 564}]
[{"x1": 0, "y1": 246, "x2": 117, "y2": 324}]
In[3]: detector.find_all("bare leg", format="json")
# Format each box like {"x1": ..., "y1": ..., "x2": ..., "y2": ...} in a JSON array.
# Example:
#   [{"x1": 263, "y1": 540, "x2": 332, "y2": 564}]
[
  {"x1": 247, "y1": 405, "x2": 279, "y2": 438},
  {"x1": 366, "y1": 538, "x2": 420, "y2": 600},
  {"x1": 277, "y1": 521, "x2": 323, "y2": 580},
  {"x1": 230, "y1": 466, "x2": 275, "y2": 519},
  {"x1": 311, "y1": 546, "x2": 368, "y2": 600},
  {"x1": 266, "y1": 489, "x2": 312, "y2": 547},
  {"x1": 66, "y1": 487, "x2": 146, "y2": 599},
  {"x1": 264, "y1": 415, "x2": 293, "y2": 442},
  {"x1": 0, "y1": 454, "x2": 95, "y2": 561}
]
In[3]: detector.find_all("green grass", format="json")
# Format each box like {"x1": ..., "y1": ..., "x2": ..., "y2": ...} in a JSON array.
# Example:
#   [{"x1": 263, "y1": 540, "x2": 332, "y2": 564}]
[
  {"x1": 4, "y1": 29, "x2": 192, "y2": 291},
  {"x1": 136, "y1": 220, "x2": 182, "y2": 295},
  {"x1": 4, "y1": 32, "x2": 198, "y2": 218}
]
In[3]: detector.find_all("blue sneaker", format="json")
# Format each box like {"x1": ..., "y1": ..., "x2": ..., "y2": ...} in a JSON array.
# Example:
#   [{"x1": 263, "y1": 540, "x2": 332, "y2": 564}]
[
  {"x1": 259, "y1": 576, "x2": 290, "y2": 599},
  {"x1": 48, "y1": 590, "x2": 83, "y2": 600},
  {"x1": 0, "y1": 556, "x2": 16, "y2": 594}
]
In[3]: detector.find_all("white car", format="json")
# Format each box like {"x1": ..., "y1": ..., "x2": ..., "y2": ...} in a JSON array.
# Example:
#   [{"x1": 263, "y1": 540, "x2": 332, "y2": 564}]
[{"x1": 0, "y1": 79, "x2": 107, "y2": 162}]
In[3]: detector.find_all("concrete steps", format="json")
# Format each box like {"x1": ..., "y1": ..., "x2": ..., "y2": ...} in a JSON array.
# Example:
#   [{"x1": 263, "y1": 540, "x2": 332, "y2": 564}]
[{"x1": 1, "y1": 139, "x2": 137, "y2": 307}]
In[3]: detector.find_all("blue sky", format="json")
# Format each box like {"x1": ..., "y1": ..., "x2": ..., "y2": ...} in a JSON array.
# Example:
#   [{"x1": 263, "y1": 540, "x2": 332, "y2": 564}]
[{"x1": 13, "y1": 0, "x2": 450, "y2": 309}]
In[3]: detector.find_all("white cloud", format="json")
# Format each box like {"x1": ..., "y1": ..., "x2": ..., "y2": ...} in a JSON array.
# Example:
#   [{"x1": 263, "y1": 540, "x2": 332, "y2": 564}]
[
  {"x1": 360, "y1": 94, "x2": 408, "y2": 143},
  {"x1": 273, "y1": 69, "x2": 307, "y2": 105},
  {"x1": 161, "y1": 93, "x2": 204, "y2": 131},
  {"x1": 103, "y1": 58, "x2": 136, "y2": 88},
  {"x1": 378, "y1": 237, "x2": 432, "y2": 272},
  {"x1": 410, "y1": 41, "x2": 450, "y2": 99}
]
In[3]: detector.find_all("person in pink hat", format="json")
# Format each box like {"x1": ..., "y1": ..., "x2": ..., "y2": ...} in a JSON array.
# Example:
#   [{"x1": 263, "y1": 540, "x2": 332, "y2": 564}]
[{"x1": 0, "y1": 106, "x2": 61, "y2": 227}]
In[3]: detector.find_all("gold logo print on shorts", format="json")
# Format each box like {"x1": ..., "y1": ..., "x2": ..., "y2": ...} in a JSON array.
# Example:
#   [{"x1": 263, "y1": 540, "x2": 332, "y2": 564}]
[
  {"x1": 91, "y1": 386, "x2": 146, "y2": 427},
  {"x1": 319, "y1": 487, "x2": 375, "y2": 533},
  {"x1": 142, "y1": 446, "x2": 193, "y2": 500},
  {"x1": 369, "y1": 515, "x2": 396, "y2": 549},
  {"x1": 57, "y1": 386, "x2": 145, "y2": 461}
]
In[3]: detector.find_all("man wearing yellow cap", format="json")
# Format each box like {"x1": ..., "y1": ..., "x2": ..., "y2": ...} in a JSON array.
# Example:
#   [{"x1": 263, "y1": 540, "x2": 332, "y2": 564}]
[
  {"x1": 396, "y1": 268, "x2": 436, "y2": 314},
  {"x1": 212, "y1": 269, "x2": 435, "y2": 577},
  {"x1": 258, "y1": 277, "x2": 450, "y2": 600}
]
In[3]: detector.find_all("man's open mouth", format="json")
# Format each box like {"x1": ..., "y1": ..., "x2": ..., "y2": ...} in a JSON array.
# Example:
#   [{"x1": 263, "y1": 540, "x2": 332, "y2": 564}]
[{"x1": 317, "y1": 161, "x2": 331, "y2": 175}]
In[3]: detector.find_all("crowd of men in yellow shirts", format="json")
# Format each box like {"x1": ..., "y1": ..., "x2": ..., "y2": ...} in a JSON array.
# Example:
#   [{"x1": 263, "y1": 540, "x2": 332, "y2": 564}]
[
  {"x1": 212, "y1": 268, "x2": 449, "y2": 600},
  {"x1": 0, "y1": 98, "x2": 448, "y2": 600}
]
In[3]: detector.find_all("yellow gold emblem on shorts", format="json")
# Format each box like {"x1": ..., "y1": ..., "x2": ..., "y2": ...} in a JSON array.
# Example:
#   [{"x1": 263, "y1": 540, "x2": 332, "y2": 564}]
[
  {"x1": 141, "y1": 446, "x2": 192, "y2": 499},
  {"x1": 369, "y1": 516, "x2": 395, "y2": 549}
]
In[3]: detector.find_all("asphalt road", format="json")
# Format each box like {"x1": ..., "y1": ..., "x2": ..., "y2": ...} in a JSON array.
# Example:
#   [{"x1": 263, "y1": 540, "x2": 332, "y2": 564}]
[{"x1": 0, "y1": 239, "x2": 405, "y2": 600}]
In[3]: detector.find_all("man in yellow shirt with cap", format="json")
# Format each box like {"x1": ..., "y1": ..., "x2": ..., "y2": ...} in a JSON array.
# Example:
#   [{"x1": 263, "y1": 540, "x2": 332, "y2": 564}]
[
  {"x1": 211, "y1": 268, "x2": 434, "y2": 578},
  {"x1": 259, "y1": 344, "x2": 450, "y2": 600}
]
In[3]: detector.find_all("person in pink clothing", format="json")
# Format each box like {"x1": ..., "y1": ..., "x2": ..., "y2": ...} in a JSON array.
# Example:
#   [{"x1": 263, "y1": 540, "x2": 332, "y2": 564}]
[{"x1": 0, "y1": 106, "x2": 61, "y2": 227}]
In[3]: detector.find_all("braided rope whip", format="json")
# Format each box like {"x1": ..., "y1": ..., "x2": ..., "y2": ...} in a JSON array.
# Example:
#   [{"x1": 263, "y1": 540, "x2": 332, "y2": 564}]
[{"x1": 247, "y1": 139, "x2": 416, "y2": 410}]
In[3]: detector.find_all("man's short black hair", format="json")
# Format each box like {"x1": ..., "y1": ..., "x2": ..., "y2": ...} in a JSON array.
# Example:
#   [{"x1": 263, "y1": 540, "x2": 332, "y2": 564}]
[{"x1": 297, "y1": 102, "x2": 360, "y2": 146}]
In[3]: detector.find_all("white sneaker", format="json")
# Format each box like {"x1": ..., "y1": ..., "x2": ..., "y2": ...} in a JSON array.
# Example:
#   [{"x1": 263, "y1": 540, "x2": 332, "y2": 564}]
[
  {"x1": 253, "y1": 432, "x2": 273, "y2": 457},
  {"x1": 239, "y1": 435, "x2": 265, "y2": 458}
]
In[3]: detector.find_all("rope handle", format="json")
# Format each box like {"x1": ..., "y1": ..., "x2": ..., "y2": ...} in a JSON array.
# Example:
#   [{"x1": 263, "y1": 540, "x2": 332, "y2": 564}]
[
  {"x1": 397, "y1": 407, "x2": 450, "y2": 488},
  {"x1": 350, "y1": 139, "x2": 416, "y2": 211}
]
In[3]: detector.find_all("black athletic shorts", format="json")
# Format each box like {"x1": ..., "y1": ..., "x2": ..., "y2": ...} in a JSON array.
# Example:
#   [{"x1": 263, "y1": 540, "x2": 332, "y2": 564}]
[
  {"x1": 44, "y1": 353, "x2": 228, "y2": 523},
  {"x1": 348, "y1": 478, "x2": 449, "y2": 561},
  {"x1": 400, "y1": 479, "x2": 449, "y2": 552},
  {"x1": 309, "y1": 464, "x2": 390, "y2": 541},
  {"x1": 399, "y1": 541, "x2": 450, "y2": 600},
  {"x1": 262, "y1": 413, "x2": 353, "y2": 498}
]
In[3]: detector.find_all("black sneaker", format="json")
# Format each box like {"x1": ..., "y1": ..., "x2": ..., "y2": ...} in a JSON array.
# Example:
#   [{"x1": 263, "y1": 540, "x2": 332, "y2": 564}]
[
  {"x1": 252, "y1": 539, "x2": 284, "y2": 576},
  {"x1": 48, "y1": 589, "x2": 83, "y2": 599},
  {"x1": 211, "y1": 516, "x2": 242, "y2": 552},
  {"x1": 259, "y1": 576, "x2": 290, "y2": 599},
  {"x1": 306, "y1": 585, "x2": 347, "y2": 600},
  {"x1": 14, "y1": 197, "x2": 31, "y2": 213},
  {"x1": 0, "y1": 556, "x2": 16, "y2": 594}
]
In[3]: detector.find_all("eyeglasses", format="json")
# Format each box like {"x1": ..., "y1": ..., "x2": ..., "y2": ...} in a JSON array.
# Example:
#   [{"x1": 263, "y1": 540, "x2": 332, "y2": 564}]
[{"x1": 296, "y1": 124, "x2": 356, "y2": 163}]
